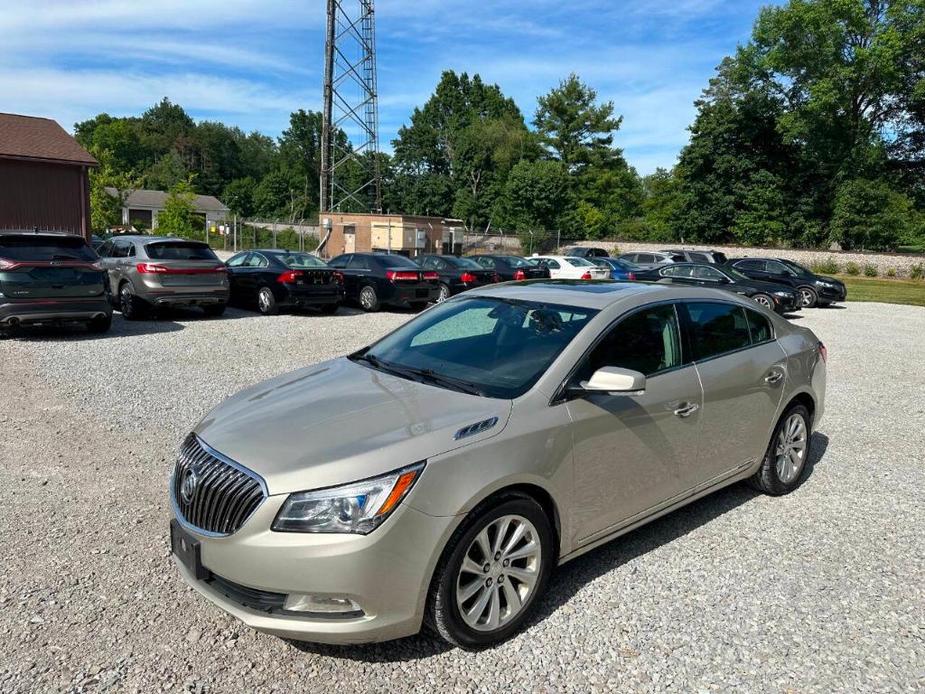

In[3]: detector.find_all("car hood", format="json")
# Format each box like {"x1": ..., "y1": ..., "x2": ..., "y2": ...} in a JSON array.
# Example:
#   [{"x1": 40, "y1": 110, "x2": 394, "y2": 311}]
[{"x1": 193, "y1": 358, "x2": 512, "y2": 495}]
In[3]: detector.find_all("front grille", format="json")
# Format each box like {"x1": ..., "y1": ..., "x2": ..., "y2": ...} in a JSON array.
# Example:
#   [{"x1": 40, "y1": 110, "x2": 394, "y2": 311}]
[{"x1": 172, "y1": 434, "x2": 266, "y2": 535}]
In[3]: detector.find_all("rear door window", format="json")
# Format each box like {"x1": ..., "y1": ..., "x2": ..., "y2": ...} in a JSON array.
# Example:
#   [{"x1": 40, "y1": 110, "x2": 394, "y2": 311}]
[
  {"x1": 347, "y1": 255, "x2": 371, "y2": 270},
  {"x1": 681, "y1": 302, "x2": 752, "y2": 361},
  {"x1": 145, "y1": 242, "x2": 217, "y2": 261},
  {"x1": 688, "y1": 252, "x2": 709, "y2": 263},
  {"x1": 736, "y1": 259, "x2": 765, "y2": 271}
]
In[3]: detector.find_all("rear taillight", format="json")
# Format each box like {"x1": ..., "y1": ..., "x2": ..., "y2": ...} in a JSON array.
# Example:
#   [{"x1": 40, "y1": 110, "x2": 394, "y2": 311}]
[
  {"x1": 513, "y1": 269, "x2": 526, "y2": 281},
  {"x1": 136, "y1": 263, "x2": 225, "y2": 275},
  {"x1": 277, "y1": 270, "x2": 303, "y2": 284},
  {"x1": 136, "y1": 262, "x2": 167, "y2": 274},
  {"x1": 460, "y1": 272, "x2": 477, "y2": 283},
  {"x1": 0, "y1": 258, "x2": 20, "y2": 270},
  {"x1": 627, "y1": 272, "x2": 635, "y2": 281},
  {"x1": 386, "y1": 270, "x2": 419, "y2": 282},
  {"x1": 422, "y1": 271, "x2": 439, "y2": 281},
  {"x1": 580, "y1": 271, "x2": 592, "y2": 280},
  {"x1": 818, "y1": 341, "x2": 827, "y2": 363}
]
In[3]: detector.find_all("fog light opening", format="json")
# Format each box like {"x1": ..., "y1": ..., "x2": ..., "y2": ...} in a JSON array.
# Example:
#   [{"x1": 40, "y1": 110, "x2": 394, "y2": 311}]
[{"x1": 283, "y1": 593, "x2": 364, "y2": 617}]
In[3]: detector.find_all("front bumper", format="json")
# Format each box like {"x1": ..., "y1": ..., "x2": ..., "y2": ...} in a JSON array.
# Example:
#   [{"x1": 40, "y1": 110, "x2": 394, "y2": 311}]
[
  {"x1": 171, "y1": 496, "x2": 456, "y2": 644},
  {"x1": 0, "y1": 298, "x2": 111, "y2": 326},
  {"x1": 817, "y1": 285, "x2": 846, "y2": 302}
]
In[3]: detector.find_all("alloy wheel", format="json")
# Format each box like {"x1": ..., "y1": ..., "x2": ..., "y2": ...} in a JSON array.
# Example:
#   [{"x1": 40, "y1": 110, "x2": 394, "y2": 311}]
[
  {"x1": 258, "y1": 289, "x2": 272, "y2": 313},
  {"x1": 119, "y1": 286, "x2": 133, "y2": 316},
  {"x1": 437, "y1": 284, "x2": 450, "y2": 303},
  {"x1": 360, "y1": 287, "x2": 376, "y2": 310},
  {"x1": 799, "y1": 288, "x2": 815, "y2": 307},
  {"x1": 775, "y1": 413, "x2": 807, "y2": 483},
  {"x1": 754, "y1": 295, "x2": 773, "y2": 309},
  {"x1": 455, "y1": 515, "x2": 541, "y2": 632}
]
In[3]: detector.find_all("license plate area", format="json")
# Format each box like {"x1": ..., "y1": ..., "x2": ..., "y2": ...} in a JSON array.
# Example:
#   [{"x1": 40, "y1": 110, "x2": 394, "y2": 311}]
[{"x1": 170, "y1": 519, "x2": 208, "y2": 580}]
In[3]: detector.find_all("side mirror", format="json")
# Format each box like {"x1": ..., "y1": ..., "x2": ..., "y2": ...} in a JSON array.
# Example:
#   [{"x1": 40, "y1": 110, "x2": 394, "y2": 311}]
[{"x1": 578, "y1": 367, "x2": 646, "y2": 394}]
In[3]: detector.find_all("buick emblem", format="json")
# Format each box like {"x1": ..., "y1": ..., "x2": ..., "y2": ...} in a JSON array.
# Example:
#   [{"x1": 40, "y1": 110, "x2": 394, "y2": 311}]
[{"x1": 180, "y1": 466, "x2": 200, "y2": 504}]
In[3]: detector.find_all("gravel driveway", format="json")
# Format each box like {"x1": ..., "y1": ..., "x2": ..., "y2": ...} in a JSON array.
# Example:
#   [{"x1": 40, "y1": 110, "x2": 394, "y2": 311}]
[{"x1": 1, "y1": 302, "x2": 922, "y2": 692}]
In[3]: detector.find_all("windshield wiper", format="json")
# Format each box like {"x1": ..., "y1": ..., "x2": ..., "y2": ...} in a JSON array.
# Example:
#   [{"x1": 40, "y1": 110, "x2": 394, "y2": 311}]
[{"x1": 351, "y1": 353, "x2": 485, "y2": 396}]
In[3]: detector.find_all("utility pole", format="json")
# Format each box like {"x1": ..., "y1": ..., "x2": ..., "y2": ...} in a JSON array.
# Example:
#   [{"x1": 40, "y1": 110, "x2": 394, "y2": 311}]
[{"x1": 319, "y1": 0, "x2": 382, "y2": 215}]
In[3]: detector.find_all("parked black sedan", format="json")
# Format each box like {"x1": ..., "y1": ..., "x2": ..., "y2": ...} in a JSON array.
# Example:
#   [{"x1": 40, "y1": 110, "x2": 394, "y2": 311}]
[
  {"x1": 327, "y1": 252, "x2": 441, "y2": 312},
  {"x1": 225, "y1": 250, "x2": 344, "y2": 315},
  {"x1": 633, "y1": 262, "x2": 801, "y2": 314},
  {"x1": 471, "y1": 254, "x2": 551, "y2": 281},
  {"x1": 415, "y1": 254, "x2": 499, "y2": 302},
  {"x1": 727, "y1": 257, "x2": 847, "y2": 308}
]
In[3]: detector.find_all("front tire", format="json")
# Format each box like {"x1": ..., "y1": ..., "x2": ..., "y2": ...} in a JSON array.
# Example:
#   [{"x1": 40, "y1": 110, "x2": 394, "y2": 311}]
[
  {"x1": 752, "y1": 293, "x2": 774, "y2": 311},
  {"x1": 798, "y1": 285, "x2": 818, "y2": 308},
  {"x1": 427, "y1": 495, "x2": 554, "y2": 649},
  {"x1": 749, "y1": 404, "x2": 812, "y2": 495}
]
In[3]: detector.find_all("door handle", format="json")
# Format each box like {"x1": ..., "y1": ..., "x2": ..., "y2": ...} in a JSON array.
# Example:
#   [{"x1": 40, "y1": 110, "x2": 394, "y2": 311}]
[
  {"x1": 764, "y1": 371, "x2": 784, "y2": 385},
  {"x1": 673, "y1": 403, "x2": 699, "y2": 418}
]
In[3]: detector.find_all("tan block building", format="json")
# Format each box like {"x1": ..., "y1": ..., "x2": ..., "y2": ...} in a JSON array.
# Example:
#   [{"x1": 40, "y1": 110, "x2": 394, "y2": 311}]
[{"x1": 318, "y1": 213, "x2": 465, "y2": 258}]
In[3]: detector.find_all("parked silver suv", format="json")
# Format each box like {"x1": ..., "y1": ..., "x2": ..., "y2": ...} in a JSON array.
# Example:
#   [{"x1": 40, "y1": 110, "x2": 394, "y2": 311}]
[
  {"x1": 170, "y1": 281, "x2": 826, "y2": 648},
  {"x1": 98, "y1": 236, "x2": 229, "y2": 318}
]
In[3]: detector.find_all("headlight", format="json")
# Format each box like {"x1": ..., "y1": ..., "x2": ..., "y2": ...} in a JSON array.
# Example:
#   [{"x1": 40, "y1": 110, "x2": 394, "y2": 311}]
[
  {"x1": 817, "y1": 280, "x2": 835, "y2": 288},
  {"x1": 272, "y1": 462, "x2": 425, "y2": 534},
  {"x1": 773, "y1": 291, "x2": 792, "y2": 297}
]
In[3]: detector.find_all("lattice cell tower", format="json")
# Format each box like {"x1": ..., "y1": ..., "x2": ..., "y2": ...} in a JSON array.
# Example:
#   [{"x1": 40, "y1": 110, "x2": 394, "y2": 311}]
[{"x1": 319, "y1": 0, "x2": 382, "y2": 214}]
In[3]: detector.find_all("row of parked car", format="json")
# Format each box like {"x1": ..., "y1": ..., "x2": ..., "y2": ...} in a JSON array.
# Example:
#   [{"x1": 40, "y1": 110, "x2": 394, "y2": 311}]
[{"x1": 0, "y1": 230, "x2": 847, "y2": 337}]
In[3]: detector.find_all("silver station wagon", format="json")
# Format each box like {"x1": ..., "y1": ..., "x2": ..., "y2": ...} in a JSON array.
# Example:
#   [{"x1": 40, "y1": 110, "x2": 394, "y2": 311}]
[{"x1": 169, "y1": 280, "x2": 826, "y2": 648}]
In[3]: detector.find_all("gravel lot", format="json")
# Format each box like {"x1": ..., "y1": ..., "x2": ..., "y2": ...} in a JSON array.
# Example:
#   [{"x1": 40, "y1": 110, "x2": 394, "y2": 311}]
[{"x1": 1, "y1": 302, "x2": 923, "y2": 692}]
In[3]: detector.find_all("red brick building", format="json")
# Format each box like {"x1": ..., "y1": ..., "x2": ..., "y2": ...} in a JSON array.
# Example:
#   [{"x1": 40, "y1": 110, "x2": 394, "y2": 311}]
[{"x1": 0, "y1": 113, "x2": 98, "y2": 239}]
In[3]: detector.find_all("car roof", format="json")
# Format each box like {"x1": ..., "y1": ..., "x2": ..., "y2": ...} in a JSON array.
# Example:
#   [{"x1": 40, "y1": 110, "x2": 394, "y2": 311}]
[
  {"x1": 0, "y1": 230, "x2": 85, "y2": 238},
  {"x1": 465, "y1": 279, "x2": 745, "y2": 310}
]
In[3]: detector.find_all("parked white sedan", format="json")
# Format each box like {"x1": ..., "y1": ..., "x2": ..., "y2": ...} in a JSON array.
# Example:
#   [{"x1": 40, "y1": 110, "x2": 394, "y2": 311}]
[{"x1": 531, "y1": 255, "x2": 611, "y2": 280}]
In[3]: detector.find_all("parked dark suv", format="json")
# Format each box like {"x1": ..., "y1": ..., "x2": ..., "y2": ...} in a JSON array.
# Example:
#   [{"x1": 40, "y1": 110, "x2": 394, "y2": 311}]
[
  {"x1": 728, "y1": 258, "x2": 847, "y2": 308},
  {"x1": 415, "y1": 254, "x2": 498, "y2": 302},
  {"x1": 471, "y1": 254, "x2": 551, "y2": 281},
  {"x1": 0, "y1": 231, "x2": 112, "y2": 335},
  {"x1": 560, "y1": 246, "x2": 610, "y2": 259},
  {"x1": 327, "y1": 253, "x2": 441, "y2": 312}
]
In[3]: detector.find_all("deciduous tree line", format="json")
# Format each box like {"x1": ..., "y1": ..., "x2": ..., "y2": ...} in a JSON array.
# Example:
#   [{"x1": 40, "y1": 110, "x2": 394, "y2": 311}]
[{"x1": 81, "y1": 0, "x2": 924, "y2": 251}]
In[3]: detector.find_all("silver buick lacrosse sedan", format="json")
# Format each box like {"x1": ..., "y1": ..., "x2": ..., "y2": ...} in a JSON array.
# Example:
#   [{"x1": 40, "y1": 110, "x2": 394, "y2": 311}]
[{"x1": 170, "y1": 280, "x2": 826, "y2": 648}]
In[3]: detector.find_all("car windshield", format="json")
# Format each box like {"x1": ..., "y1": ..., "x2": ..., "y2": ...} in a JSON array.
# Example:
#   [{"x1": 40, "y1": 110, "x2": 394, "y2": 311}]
[
  {"x1": 276, "y1": 253, "x2": 327, "y2": 269},
  {"x1": 0, "y1": 235, "x2": 97, "y2": 261},
  {"x1": 354, "y1": 296, "x2": 598, "y2": 399},
  {"x1": 780, "y1": 259, "x2": 812, "y2": 277},
  {"x1": 724, "y1": 266, "x2": 751, "y2": 282},
  {"x1": 145, "y1": 242, "x2": 217, "y2": 261},
  {"x1": 565, "y1": 257, "x2": 594, "y2": 267}
]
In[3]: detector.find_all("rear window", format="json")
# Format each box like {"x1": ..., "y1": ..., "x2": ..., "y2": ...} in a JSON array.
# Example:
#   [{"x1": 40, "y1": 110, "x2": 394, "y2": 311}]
[
  {"x1": 0, "y1": 235, "x2": 96, "y2": 262},
  {"x1": 446, "y1": 256, "x2": 483, "y2": 269},
  {"x1": 746, "y1": 308, "x2": 773, "y2": 343},
  {"x1": 565, "y1": 257, "x2": 594, "y2": 267},
  {"x1": 145, "y1": 242, "x2": 217, "y2": 261},
  {"x1": 375, "y1": 254, "x2": 419, "y2": 269},
  {"x1": 501, "y1": 256, "x2": 530, "y2": 268},
  {"x1": 276, "y1": 253, "x2": 327, "y2": 269}
]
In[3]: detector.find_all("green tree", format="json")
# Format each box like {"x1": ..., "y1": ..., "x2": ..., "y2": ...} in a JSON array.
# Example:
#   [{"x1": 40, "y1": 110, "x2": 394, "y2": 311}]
[
  {"x1": 494, "y1": 159, "x2": 572, "y2": 246},
  {"x1": 831, "y1": 178, "x2": 917, "y2": 250},
  {"x1": 641, "y1": 168, "x2": 683, "y2": 242},
  {"x1": 223, "y1": 177, "x2": 257, "y2": 218},
  {"x1": 157, "y1": 180, "x2": 198, "y2": 237},
  {"x1": 534, "y1": 73, "x2": 623, "y2": 171},
  {"x1": 144, "y1": 151, "x2": 188, "y2": 191},
  {"x1": 87, "y1": 148, "x2": 137, "y2": 233}
]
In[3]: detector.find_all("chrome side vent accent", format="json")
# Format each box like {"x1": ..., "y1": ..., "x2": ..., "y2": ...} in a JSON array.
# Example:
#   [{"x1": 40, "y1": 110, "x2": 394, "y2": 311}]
[{"x1": 454, "y1": 416, "x2": 499, "y2": 440}]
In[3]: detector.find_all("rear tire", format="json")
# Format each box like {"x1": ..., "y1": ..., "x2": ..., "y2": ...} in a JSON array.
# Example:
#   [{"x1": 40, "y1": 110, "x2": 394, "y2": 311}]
[
  {"x1": 358, "y1": 285, "x2": 380, "y2": 312},
  {"x1": 749, "y1": 404, "x2": 812, "y2": 496},
  {"x1": 257, "y1": 287, "x2": 278, "y2": 315},
  {"x1": 797, "y1": 285, "x2": 818, "y2": 308},
  {"x1": 119, "y1": 283, "x2": 145, "y2": 320},
  {"x1": 87, "y1": 314, "x2": 112, "y2": 334},
  {"x1": 203, "y1": 303, "x2": 226, "y2": 318},
  {"x1": 427, "y1": 494, "x2": 554, "y2": 649}
]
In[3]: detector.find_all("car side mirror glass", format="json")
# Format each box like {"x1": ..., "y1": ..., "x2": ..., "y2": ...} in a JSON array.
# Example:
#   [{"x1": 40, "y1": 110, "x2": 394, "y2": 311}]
[{"x1": 578, "y1": 367, "x2": 646, "y2": 394}]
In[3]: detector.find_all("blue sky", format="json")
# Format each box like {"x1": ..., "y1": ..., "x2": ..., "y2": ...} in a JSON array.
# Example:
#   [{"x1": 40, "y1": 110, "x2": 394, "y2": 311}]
[{"x1": 0, "y1": 0, "x2": 778, "y2": 174}]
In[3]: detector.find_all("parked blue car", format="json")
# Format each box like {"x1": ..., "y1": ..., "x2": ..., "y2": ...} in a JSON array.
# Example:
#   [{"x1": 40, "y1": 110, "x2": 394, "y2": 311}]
[{"x1": 591, "y1": 257, "x2": 641, "y2": 280}]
